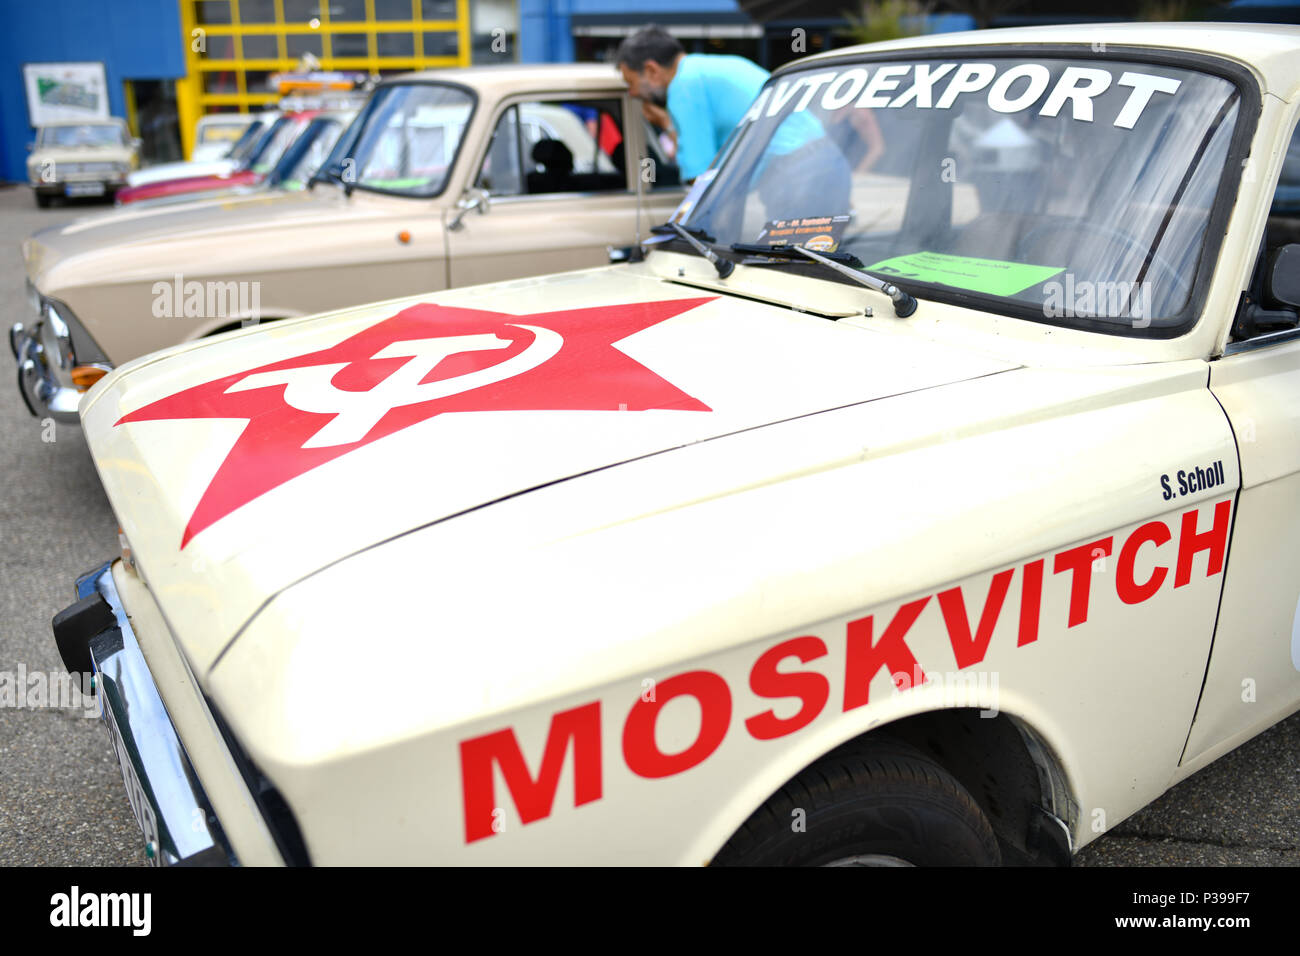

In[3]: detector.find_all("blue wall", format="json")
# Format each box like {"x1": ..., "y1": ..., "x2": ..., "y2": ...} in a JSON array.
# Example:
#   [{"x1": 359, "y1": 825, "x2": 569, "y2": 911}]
[
  {"x1": 519, "y1": 0, "x2": 744, "y2": 64},
  {"x1": 0, "y1": 0, "x2": 185, "y2": 182}
]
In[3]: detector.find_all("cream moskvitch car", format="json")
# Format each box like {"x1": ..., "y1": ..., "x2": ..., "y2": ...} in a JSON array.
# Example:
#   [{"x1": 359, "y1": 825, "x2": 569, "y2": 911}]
[
  {"x1": 27, "y1": 118, "x2": 140, "y2": 207},
  {"x1": 12, "y1": 64, "x2": 683, "y2": 423},
  {"x1": 51, "y1": 23, "x2": 1300, "y2": 866}
]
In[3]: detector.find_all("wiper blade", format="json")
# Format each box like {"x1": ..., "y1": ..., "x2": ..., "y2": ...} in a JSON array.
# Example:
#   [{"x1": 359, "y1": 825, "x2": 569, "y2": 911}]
[
  {"x1": 730, "y1": 242, "x2": 864, "y2": 268},
  {"x1": 666, "y1": 222, "x2": 733, "y2": 278},
  {"x1": 734, "y1": 242, "x2": 917, "y2": 317}
]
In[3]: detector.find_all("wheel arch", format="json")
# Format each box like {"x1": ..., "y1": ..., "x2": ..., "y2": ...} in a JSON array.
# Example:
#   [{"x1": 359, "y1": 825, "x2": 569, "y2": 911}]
[
  {"x1": 698, "y1": 706, "x2": 1078, "y2": 866},
  {"x1": 191, "y1": 312, "x2": 301, "y2": 340}
]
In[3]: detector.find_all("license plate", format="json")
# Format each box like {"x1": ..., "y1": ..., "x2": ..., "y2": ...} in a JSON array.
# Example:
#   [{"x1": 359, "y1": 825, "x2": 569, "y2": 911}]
[
  {"x1": 65, "y1": 182, "x2": 105, "y2": 197},
  {"x1": 100, "y1": 692, "x2": 162, "y2": 864}
]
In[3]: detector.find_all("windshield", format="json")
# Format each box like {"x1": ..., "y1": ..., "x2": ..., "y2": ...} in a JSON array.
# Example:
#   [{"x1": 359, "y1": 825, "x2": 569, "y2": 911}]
[
  {"x1": 277, "y1": 117, "x2": 348, "y2": 190},
  {"x1": 39, "y1": 124, "x2": 125, "y2": 148},
  {"x1": 227, "y1": 120, "x2": 267, "y2": 162},
  {"x1": 686, "y1": 55, "x2": 1244, "y2": 334},
  {"x1": 342, "y1": 82, "x2": 474, "y2": 196},
  {"x1": 250, "y1": 116, "x2": 307, "y2": 174}
]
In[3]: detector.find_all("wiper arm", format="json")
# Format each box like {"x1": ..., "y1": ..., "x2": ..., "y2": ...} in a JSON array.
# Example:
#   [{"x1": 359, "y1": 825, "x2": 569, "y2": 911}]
[
  {"x1": 791, "y1": 244, "x2": 918, "y2": 318},
  {"x1": 650, "y1": 222, "x2": 716, "y2": 242},
  {"x1": 666, "y1": 221, "x2": 734, "y2": 278}
]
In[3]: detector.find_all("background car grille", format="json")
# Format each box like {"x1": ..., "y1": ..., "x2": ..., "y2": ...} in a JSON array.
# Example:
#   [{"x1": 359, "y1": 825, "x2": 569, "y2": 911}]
[{"x1": 62, "y1": 162, "x2": 121, "y2": 175}]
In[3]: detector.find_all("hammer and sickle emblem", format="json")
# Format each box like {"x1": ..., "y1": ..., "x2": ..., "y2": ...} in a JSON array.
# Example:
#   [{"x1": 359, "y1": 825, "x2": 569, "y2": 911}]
[{"x1": 226, "y1": 323, "x2": 562, "y2": 448}]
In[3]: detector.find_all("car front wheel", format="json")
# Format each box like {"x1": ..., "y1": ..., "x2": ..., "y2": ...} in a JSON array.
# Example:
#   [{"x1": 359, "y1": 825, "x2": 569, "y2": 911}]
[{"x1": 713, "y1": 738, "x2": 1001, "y2": 866}]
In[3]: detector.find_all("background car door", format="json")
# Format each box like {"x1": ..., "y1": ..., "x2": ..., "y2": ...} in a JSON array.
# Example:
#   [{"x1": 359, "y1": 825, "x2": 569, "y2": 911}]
[
  {"x1": 445, "y1": 94, "x2": 683, "y2": 287},
  {"x1": 1185, "y1": 119, "x2": 1300, "y2": 768}
]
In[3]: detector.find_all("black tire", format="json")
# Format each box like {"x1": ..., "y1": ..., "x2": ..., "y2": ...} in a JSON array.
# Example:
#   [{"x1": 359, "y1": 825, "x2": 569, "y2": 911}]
[
  {"x1": 713, "y1": 738, "x2": 1001, "y2": 866},
  {"x1": 35, "y1": 191, "x2": 52, "y2": 208}
]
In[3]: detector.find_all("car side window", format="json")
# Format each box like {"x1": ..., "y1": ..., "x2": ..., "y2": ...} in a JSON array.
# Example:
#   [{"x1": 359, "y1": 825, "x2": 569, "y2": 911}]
[
  {"x1": 476, "y1": 98, "x2": 628, "y2": 197},
  {"x1": 1231, "y1": 123, "x2": 1300, "y2": 341}
]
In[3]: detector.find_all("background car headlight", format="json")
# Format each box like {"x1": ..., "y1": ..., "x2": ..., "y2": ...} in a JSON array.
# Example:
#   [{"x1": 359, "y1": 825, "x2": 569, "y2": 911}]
[{"x1": 42, "y1": 302, "x2": 74, "y2": 371}]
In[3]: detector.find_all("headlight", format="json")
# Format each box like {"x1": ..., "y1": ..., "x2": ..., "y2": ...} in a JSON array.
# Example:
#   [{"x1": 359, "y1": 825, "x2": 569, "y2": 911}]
[{"x1": 42, "y1": 302, "x2": 74, "y2": 371}]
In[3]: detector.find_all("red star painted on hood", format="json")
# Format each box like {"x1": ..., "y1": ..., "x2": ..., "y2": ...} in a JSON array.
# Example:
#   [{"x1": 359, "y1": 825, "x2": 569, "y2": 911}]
[{"x1": 117, "y1": 297, "x2": 717, "y2": 546}]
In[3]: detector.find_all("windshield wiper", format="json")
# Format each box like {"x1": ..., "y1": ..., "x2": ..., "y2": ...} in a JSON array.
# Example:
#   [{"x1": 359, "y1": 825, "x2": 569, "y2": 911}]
[
  {"x1": 659, "y1": 222, "x2": 733, "y2": 278},
  {"x1": 732, "y1": 242, "x2": 917, "y2": 317},
  {"x1": 731, "y1": 242, "x2": 864, "y2": 268}
]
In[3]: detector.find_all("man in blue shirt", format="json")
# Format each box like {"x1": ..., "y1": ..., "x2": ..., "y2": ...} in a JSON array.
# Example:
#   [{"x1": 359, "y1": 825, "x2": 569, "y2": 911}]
[{"x1": 616, "y1": 27, "x2": 769, "y2": 182}]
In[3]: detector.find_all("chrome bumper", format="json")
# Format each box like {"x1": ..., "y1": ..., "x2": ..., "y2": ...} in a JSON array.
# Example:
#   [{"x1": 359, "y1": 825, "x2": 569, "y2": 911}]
[
  {"x1": 10, "y1": 320, "x2": 82, "y2": 423},
  {"x1": 52, "y1": 563, "x2": 235, "y2": 866}
]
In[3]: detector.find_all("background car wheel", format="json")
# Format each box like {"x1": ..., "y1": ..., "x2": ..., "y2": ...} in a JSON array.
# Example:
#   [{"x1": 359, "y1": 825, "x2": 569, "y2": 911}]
[
  {"x1": 713, "y1": 738, "x2": 1001, "y2": 866},
  {"x1": 34, "y1": 192, "x2": 52, "y2": 208}
]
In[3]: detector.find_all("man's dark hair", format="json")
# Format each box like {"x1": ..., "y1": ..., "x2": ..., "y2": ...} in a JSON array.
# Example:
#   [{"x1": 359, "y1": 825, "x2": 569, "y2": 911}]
[{"x1": 615, "y1": 26, "x2": 684, "y2": 72}]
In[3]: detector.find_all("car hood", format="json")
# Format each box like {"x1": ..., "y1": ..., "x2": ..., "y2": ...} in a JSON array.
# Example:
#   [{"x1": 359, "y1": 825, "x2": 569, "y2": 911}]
[
  {"x1": 127, "y1": 158, "x2": 236, "y2": 186},
  {"x1": 117, "y1": 170, "x2": 260, "y2": 204},
  {"x1": 23, "y1": 188, "x2": 394, "y2": 294},
  {"x1": 29, "y1": 145, "x2": 135, "y2": 166},
  {"x1": 80, "y1": 265, "x2": 1017, "y2": 674}
]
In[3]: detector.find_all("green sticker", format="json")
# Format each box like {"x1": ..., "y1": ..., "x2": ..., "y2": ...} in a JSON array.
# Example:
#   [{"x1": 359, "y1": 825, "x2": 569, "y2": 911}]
[{"x1": 865, "y1": 251, "x2": 1064, "y2": 297}]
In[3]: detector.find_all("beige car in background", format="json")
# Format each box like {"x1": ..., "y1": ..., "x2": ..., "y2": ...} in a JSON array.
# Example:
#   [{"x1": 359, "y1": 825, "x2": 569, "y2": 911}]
[
  {"x1": 27, "y1": 118, "x2": 140, "y2": 207},
  {"x1": 13, "y1": 64, "x2": 685, "y2": 422}
]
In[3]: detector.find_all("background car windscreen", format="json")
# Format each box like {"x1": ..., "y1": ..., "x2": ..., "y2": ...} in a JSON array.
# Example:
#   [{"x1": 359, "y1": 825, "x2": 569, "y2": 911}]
[{"x1": 347, "y1": 83, "x2": 474, "y2": 197}]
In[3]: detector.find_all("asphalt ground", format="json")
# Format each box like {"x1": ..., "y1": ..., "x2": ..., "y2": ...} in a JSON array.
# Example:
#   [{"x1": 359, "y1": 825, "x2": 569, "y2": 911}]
[{"x1": 0, "y1": 183, "x2": 1296, "y2": 868}]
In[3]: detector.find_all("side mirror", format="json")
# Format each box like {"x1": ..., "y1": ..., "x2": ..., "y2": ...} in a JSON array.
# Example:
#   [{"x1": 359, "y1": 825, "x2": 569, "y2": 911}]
[
  {"x1": 1267, "y1": 243, "x2": 1300, "y2": 308},
  {"x1": 130, "y1": 137, "x2": 143, "y2": 151},
  {"x1": 448, "y1": 187, "x2": 490, "y2": 232}
]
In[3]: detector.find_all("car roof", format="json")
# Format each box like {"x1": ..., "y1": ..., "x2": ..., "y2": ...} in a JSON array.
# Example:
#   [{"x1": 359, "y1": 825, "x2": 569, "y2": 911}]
[
  {"x1": 379, "y1": 62, "x2": 624, "y2": 95},
  {"x1": 789, "y1": 22, "x2": 1300, "y2": 98}
]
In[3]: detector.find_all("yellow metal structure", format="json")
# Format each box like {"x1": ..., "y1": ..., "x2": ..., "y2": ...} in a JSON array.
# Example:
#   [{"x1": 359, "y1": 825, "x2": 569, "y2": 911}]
[{"x1": 176, "y1": 0, "x2": 471, "y2": 158}]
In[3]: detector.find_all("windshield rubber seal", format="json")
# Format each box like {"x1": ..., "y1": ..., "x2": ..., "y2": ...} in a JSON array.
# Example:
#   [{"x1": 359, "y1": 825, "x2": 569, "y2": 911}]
[{"x1": 716, "y1": 44, "x2": 1263, "y2": 340}]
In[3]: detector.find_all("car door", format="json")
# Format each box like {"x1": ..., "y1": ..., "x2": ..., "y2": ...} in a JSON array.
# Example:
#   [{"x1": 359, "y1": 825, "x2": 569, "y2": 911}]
[
  {"x1": 1184, "y1": 117, "x2": 1300, "y2": 767},
  {"x1": 445, "y1": 93, "x2": 683, "y2": 287}
]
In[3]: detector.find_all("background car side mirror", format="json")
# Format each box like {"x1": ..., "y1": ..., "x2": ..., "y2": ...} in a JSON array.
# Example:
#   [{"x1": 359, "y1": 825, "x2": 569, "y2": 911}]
[
  {"x1": 448, "y1": 187, "x2": 490, "y2": 231},
  {"x1": 1268, "y1": 243, "x2": 1300, "y2": 308},
  {"x1": 130, "y1": 137, "x2": 143, "y2": 151}
]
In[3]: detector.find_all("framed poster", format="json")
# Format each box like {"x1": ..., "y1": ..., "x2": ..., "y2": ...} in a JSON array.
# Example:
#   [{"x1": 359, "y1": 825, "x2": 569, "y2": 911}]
[{"x1": 23, "y1": 62, "x2": 109, "y2": 126}]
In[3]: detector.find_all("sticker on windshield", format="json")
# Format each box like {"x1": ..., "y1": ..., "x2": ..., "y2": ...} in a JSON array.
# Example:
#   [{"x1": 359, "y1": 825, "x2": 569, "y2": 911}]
[
  {"x1": 740, "y1": 65, "x2": 1182, "y2": 130},
  {"x1": 865, "y1": 251, "x2": 1064, "y2": 297},
  {"x1": 756, "y1": 215, "x2": 850, "y2": 252}
]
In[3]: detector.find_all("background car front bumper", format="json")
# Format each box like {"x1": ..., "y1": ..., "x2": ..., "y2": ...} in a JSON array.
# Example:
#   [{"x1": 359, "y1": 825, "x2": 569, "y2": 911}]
[{"x1": 10, "y1": 321, "x2": 82, "y2": 422}]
